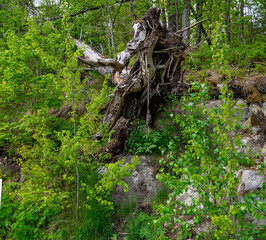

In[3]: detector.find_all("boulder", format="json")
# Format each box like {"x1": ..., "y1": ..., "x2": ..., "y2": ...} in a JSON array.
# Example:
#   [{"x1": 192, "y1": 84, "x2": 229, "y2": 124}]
[
  {"x1": 205, "y1": 100, "x2": 223, "y2": 109},
  {"x1": 238, "y1": 170, "x2": 264, "y2": 199},
  {"x1": 240, "y1": 135, "x2": 265, "y2": 157},
  {"x1": 263, "y1": 101, "x2": 266, "y2": 116},
  {"x1": 112, "y1": 155, "x2": 162, "y2": 207},
  {"x1": 234, "y1": 99, "x2": 249, "y2": 122},
  {"x1": 176, "y1": 187, "x2": 200, "y2": 207}
]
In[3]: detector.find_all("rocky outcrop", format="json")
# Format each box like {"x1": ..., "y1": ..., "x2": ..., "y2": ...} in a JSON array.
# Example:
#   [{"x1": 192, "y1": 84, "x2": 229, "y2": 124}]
[
  {"x1": 111, "y1": 155, "x2": 162, "y2": 207},
  {"x1": 237, "y1": 169, "x2": 264, "y2": 199}
]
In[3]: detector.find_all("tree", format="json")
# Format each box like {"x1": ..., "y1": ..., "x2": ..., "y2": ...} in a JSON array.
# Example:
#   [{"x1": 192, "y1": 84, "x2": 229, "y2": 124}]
[
  {"x1": 182, "y1": 0, "x2": 190, "y2": 42},
  {"x1": 76, "y1": 7, "x2": 189, "y2": 145},
  {"x1": 225, "y1": 0, "x2": 231, "y2": 43}
]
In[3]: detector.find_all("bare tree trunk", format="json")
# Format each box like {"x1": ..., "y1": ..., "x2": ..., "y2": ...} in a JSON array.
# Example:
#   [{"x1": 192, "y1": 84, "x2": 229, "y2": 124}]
[
  {"x1": 191, "y1": 4, "x2": 212, "y2": 47},
  {"x1": 182, "y1": 0, "x2": 191, "y2": 43},
  {"x1": 225, "y1": 0, "x2": 231, "y2": 43},
  {"x1": 167, "y1": 0, "x2": 177, "y2": 32},
  {"x1": 196, "y1": 0, "x2": 203, "y2": 46},
  {"x1": 107, "y1": 4, "x2": 116, "y2": 59},
  {"x1": 240, "y1": 0, "x2": 245, "y2": 44},
  {"x1": 175, "y1": 0, "x2": 180, "y2": 30},
  {"x1": 161, "y1": 8, "x2": 167, "y2": 28},
  {"x1": 130, "y1": 0, "x2": 136, "y2": 20}
]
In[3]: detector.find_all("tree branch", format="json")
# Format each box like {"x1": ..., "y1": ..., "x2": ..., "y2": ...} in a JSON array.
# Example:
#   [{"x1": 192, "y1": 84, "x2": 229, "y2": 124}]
[
  {"x1": 75, "y1": 39, "x2": 124, "y2": 72},
  {"x1": 46, "y1": 6, "x2": 102, "y2": 21},
  {"x1": 45, "y1": 0, "x2": 133, "y2": 21},
  {"x1": 176, "y1": 18, "x2": 209, "y2": 34}
]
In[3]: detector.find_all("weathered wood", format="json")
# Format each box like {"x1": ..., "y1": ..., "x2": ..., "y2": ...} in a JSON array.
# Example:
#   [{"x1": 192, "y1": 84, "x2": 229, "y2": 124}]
[
  {"x1": 76, "y1": 7, "x2": 189, "y2": 139},
  {"x1": 75, "y1": 39, "x2": 124, "y2": 72}
]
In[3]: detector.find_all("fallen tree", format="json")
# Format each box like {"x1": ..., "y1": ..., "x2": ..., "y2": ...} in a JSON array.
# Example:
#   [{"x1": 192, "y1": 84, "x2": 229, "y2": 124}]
[
  {"x1": 76, "y1": 7, "x2": 191, "y2": 132},
  {"x1": 75, "y1": 7, "x2": 210, "y2": 155}
]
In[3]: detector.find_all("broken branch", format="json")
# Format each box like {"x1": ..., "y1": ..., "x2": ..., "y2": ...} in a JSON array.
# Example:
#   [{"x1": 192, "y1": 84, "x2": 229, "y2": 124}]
[{"x1": 176, "y1": 18, "x2": 209, "y2": 34}]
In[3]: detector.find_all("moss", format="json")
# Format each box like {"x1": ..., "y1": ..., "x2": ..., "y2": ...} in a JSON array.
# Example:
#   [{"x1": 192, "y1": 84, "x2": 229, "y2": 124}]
[{"x1": 246, "y1": 86, "x2": 262, "y2": 104}]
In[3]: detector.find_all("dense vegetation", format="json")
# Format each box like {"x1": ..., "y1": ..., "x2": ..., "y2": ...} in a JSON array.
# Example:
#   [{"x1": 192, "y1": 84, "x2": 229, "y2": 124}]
[{"x1": 0, "y1": 0, "x2": 265, "y2": 239}]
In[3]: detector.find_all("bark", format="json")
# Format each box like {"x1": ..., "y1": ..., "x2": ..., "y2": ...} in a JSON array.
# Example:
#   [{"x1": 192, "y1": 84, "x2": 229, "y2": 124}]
[
  {"x1": 76, "y1": 7, "x2": 191, "y2": 139},
  {"x1": 107, "y1": 4, "x2": 116, "y2": 59},
  {"x1": 240, "y1": 0, "x2": 245, "y2": 44},
  {"x1": 248, "y1": 5, "x2": 255, "y2": 42},
  {"x1": 130, "y1": 0, "x2": 136, "y2": 20},
  {"x1": 225, "y1": 0, "x2": 231, "y2": 43},
  {"x1": 190, "y1": 5, "x2": 212, "y2": 47},
  {"x1": 161, "y1": 8, "x2": 167, "y2": 28},
  {"x1": 167, "y1": 0, "x2": 177, "y2": 32},
  {"x1": 182, "y1": 0, "x2": 191, "y2": 43},
  {"x1": 196, "y1": 0, "x2": 203, "y2": 46},
  {"x1": 175, "y1": 0, "x2": 180, "y2": 30},
  {"x1": 75, "y1": 39, "x2": 123, "y2": 72}
]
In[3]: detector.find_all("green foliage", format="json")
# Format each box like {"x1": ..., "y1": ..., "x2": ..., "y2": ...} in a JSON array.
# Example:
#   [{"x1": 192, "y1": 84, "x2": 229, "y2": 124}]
[
  {"x1": 124, "y1": 211, "x2": 164, "y2": 240},
  {"x1": 0, "y1": 1, "x2": 265, "y2": 239},
  {"x1": 0, "y1": 77, "x2": 137, "y2": 239},
  {"x1": 127, "y1": 120, "x2": 180, "y2": 155},
  {"x1": 156, "y1": 82, "x2": 265, "y2": 239}
]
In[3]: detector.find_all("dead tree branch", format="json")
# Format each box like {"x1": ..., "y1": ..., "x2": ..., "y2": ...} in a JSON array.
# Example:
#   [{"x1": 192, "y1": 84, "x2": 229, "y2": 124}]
[{"x1": 176, "y1": 18, "x2": 209, "y2": 34}]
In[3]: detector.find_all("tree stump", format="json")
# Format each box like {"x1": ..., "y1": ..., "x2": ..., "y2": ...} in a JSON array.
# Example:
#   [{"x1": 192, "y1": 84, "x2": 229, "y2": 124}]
[{"x1": 77, "y1": 7, "x2": 188, "y2": 146}]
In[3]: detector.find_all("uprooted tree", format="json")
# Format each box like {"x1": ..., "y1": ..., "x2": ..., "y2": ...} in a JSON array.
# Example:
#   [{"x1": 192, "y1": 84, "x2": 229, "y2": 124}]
[{"x1": 76, "y1": 7, "x2": 194, "y2": 149}]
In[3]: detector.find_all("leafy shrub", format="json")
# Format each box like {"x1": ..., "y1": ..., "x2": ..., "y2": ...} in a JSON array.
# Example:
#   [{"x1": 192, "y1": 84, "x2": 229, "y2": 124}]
[
  {"x1": 156, "y1": 82, "x2": 265, "y2": 239},
  {"x1": 127, "y1": 120, "x2": 180, "y2": 155},
  {"x1": 125, "y1": 212, "x2": 164, "y2": 240}
]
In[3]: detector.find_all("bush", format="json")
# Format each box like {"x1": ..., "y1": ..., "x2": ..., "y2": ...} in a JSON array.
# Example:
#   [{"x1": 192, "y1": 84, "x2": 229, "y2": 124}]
[
  {"x1": 127, "y1": 120, "x2": 180, "y2": 155},
  {"x1": 156, "y1": 82, "x2": 265, "y2": 239}
]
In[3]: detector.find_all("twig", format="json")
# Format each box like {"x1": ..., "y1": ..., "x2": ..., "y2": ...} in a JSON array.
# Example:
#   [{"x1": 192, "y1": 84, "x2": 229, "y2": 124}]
[
  {"x1": 185, "y1": 28, "x2": 224, "y2": 52},
  {"x1": 46, "y1": 6, "x2": 102, "y2": 21},
  {"x1": 176, "y1": 18, "x2": 209, "y2": 34},
  {"x1": 113, "y1": 1, "x2": 123, "y2": 23}
]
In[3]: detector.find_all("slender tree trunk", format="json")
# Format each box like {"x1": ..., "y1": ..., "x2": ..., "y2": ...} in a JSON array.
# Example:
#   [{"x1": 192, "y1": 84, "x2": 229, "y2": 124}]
[
  {"x1": 175, "y1": 0, "x2": 180, "y2": 30},
  {"x1": 249, "y1": 5, "x2": 255, "y2": 42},
  {"x1": 191, "y1": 5, "x2": 212, "y2": 47},
  {"x1": 196, "y1": 0, "x2": 203, "y2": 46},
  {"x1": 167, "y1": 0, "x2": 177, "y2": 32},
  {"x1": 161, "y1": 7, "x2": 167, "y2": 28},
  {"x1": 130, "y1": 0, "x2": 136, "y2": 20},
  {"x1": 107, "y1": 4, "x2": 116, "y2": 59},
  {"x1": 182, "y1": 0, "x2": 191, "y2": 43},
  {"x1": 225, "y1": 0, "x2": 231, "y2": 43},
  {"x1": 240, "y1": 0, "x2": 245, "y2": 43}
]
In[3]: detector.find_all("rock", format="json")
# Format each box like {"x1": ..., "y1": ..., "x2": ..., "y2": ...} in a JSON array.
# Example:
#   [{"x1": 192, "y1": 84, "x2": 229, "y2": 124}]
[
  {"x1": 240, "y1": 136, "x2": 263, "y2": 156},
  {"x1": 205, "y1": 100, "x2": 223, "y2": 109},
  {"x1": 261, "y1": 144, "x2": 266, "y2": 156},
  {"x1": 249, "y1": 103, "x2": 259, "y2": 114},
  {"x1": 263, "y1": 101, "x2": 266, "y2": 116},
  {"x1": 238, "y1": 170, "x2": 264, "y2": 198},
  {"x1": 234, "y1": 99, "x2": 249, "y2": 122},
  {"x1": 186, "y1": 219, "x2": 194, "y2": 225},
  {"x1": 217, "y1": 83, "x2": 223, "y2": 91},
  {"x1": 210, "y1": 73, "x2": 224, "y2": 83},
  {"x1": 176, "y1": 187, "x2": 200, "y2": 207},
  {"x1": 251, "y1": 127, "x2": 259, "y2": 134},
  {"x1": 243, "y1": 117, "x2": 251, "y2": 128},
  {"x1": 98, "y1": 166, "x2": 107, "y2": 175},
  {"x1": 112, "y1": 155, "x2": 162, "y2": 206},
  {"x1": 192, "y1": 221, "x2": 212, "y2": 236}
]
